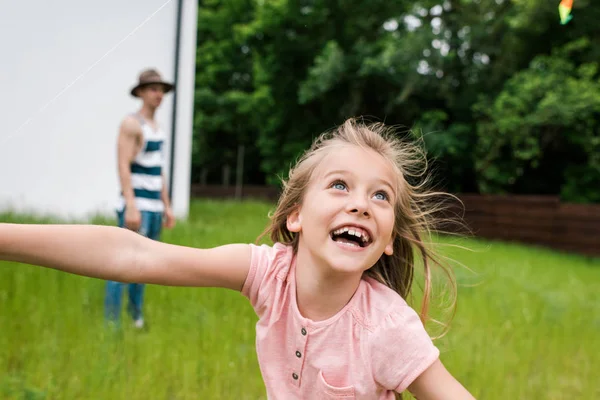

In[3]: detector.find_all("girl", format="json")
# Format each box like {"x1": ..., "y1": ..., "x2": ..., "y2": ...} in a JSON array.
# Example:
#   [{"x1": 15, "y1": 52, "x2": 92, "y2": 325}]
[{"x1": 0, "y1": 118, "x2": 475, "y2": 399}]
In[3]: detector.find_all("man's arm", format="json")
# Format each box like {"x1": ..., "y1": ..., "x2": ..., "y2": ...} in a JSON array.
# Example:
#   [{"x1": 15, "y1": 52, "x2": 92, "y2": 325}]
[
  {"x1": 117, "y1": 117, "x2": 142, "y2": 205},
  {"x1": 160, "y1": 173, "x2": 171, "y2": 209},
  {"x1": 117, "y1": 117, "x2": 143, "y2": 229},
  {"x1": 161, "y1": 173, "x2": 176, "y2": 228}
]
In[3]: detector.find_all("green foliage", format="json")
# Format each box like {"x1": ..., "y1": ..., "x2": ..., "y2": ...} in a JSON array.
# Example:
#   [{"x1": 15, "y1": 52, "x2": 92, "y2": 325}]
[
  {"x1": 473, "y1": 38, "x2": 600, "y2": 201},
  {"x1": 298, "y1": 40, "x2": 345, "y2": 105},
  {"x1": 235, "y1": 0, "x2": 420, "y2": 185},
  {"x1": 194, "y1": 0, "x2": 260, "y2": 184},
  {"x1": 413, "y1": 111, "x2": 477, "y2": 193},
  {"x1": 191, "y1": 0, "x2": 600, "y2": 202}
]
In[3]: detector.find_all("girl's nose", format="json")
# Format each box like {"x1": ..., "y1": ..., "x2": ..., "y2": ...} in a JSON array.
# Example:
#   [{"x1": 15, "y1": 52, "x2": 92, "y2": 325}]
[{"x1": 347, "y1": 194, "x2": 370, "y2": 217}]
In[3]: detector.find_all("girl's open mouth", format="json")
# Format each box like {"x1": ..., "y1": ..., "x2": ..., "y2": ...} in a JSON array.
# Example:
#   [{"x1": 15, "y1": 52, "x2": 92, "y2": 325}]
[{"x1": 330, "y1": 226, "x2": 372, "y2": 248}]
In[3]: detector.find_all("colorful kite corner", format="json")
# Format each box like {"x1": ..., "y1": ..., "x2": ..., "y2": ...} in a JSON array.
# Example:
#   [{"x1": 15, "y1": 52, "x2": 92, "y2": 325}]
[{"x1": 559, "y1": 0, "x2": 574, "y2": 25}]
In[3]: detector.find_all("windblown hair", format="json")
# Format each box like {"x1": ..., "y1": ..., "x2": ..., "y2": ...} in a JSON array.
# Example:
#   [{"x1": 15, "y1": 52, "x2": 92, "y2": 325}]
[{"x1": 259, "y1": 117, "x2": 460, "y2": 337}]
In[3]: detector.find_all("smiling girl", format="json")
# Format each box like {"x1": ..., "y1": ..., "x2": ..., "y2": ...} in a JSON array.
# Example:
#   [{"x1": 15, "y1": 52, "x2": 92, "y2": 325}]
[{"x1": 0, "y1": 118, "x2": 475, "y2": 399}]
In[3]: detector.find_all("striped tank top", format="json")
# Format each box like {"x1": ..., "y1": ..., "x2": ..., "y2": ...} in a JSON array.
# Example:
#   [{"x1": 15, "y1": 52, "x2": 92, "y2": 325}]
[{"x1": 117, "y1": 113, "x2": 166, "y2": 213}]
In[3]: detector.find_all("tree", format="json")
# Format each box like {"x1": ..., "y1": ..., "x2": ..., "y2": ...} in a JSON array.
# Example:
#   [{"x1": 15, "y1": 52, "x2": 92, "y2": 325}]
[
  {"x1": 191, "y1": 0, "x2": 600, "y2": 203},
  {"x1": 474, "y1": 38, "x2": 600, "y2": 202},
  {"x1": 194, "y1": 0, "x2": 260, "y2": 184}
]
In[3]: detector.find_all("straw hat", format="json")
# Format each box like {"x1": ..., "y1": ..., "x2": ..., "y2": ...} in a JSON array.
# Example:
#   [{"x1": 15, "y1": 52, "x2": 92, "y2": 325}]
[{"x1": 130, "y1": 68, "x2": 175, "y2": 97}]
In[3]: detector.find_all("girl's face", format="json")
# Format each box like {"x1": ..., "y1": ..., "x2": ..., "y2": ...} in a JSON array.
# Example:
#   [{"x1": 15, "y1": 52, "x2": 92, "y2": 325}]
[{"x1": 287, "y1": 145, "x2": 396, "y2": 275}]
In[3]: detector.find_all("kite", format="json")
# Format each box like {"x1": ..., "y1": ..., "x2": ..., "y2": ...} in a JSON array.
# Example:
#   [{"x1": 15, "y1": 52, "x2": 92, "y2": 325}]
[{"x1": 558, "y1": 0, "x2": 573, "y2": 25}]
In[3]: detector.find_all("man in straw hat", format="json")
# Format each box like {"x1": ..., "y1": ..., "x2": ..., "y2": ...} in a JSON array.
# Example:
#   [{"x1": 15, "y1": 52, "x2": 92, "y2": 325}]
[{"x1": 105, "y1": 68, "x2": 176, "y2": 329}]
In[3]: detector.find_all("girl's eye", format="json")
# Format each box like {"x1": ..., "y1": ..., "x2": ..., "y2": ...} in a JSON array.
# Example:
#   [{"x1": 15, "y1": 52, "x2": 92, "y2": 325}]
[
  {"x1": 331, "y1": 181, "x2": 347, "y2": 191},
  {"x1": 374, "y1": 191, "x2": 388, "y2": 201}
]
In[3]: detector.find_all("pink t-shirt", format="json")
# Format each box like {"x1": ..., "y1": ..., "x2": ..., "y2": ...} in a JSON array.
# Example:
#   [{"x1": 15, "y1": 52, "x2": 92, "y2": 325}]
[{"x1": 241, "y1": 243, "x2": 440, "y2": 399}]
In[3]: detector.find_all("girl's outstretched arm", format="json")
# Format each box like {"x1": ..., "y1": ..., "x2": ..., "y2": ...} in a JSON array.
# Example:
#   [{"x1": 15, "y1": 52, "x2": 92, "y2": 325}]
[
  {"x1": 0, "y1": 223, "x2": 251, "y2": 291},
  {"x1": 408, "y1": 359, "x2": 476, "y2": 400}
]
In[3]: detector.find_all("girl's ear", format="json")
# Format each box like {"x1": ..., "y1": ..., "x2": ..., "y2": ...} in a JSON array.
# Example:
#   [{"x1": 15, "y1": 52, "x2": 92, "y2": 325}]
[
  {"x1": 384, "y1": 236, "x2": 394, "y2": 256},
  {"x1": 286, "y1": 207, "x2": 302, "y2": 233}
]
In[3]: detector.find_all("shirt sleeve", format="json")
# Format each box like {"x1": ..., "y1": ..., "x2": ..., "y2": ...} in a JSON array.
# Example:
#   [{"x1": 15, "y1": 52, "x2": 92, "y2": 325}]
[
  {"x1": 370, "y1": 305, "x2": 440, "y2": 393},
  {"x1": 241, "y1": 242, "x2": 292, "y2": 317}
]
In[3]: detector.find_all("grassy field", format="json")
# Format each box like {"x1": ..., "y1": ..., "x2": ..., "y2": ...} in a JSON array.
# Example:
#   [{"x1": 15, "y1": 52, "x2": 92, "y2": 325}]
[{"x1": 1, "y1": 199, "x2": 598, "y2": 399}]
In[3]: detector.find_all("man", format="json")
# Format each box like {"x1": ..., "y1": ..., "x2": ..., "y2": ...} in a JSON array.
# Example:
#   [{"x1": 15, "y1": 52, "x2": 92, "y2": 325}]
[{"x1": 105, "y1": 68, "x2": 176, "y2": 328}]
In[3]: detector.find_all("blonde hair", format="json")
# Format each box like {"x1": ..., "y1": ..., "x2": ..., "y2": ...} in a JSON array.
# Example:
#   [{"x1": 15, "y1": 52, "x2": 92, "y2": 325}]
[{"x1": 259, "y1": 117, "x2": 459, "y2": 335}]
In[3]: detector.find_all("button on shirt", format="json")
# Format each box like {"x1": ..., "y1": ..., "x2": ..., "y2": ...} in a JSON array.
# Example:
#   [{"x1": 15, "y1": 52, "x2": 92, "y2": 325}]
[{"x1": 241, "y1": 243, "x2": 440, "y2": 399}]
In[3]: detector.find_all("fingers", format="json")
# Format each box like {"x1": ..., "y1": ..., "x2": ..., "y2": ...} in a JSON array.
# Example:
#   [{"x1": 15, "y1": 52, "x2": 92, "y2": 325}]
[
  {"x1": 126, "y1": 222, "x2": 140, "y2": 231},
  {"x1": 124, "y1": 208, "x2": 141, "y2": 231},
  {"x1": 125, "y1": 217, "x2": 141, "y2": 231},
  {"x1": 163, "y1": 218, "x2": 175, "y2": 229}
]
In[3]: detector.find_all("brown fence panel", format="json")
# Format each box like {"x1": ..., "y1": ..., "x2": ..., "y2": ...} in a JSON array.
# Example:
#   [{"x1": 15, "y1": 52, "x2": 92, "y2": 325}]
[{"x1": 453, "y1": 194, "x2": 600, "y2": 257}]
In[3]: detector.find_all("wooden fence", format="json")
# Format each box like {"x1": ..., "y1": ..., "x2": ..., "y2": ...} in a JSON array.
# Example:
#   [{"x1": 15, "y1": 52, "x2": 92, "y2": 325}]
[
  {"x1": 190, "y1": 184, "x2": 600, "y2": 257},
  {"x1": 446, "y1": 194, "x2": 600, "y2": 257}
]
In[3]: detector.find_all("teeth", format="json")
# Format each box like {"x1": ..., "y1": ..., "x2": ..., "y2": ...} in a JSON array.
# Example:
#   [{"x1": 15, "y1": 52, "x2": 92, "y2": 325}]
[{"x1": 332, "y1": 226, "x2": 371, "y2": 243}]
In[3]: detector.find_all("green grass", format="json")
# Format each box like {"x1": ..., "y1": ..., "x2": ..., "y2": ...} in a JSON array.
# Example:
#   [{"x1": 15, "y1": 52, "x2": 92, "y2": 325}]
[{"x1": 1, "y1": 199, "x2": 598, "y2": 399}]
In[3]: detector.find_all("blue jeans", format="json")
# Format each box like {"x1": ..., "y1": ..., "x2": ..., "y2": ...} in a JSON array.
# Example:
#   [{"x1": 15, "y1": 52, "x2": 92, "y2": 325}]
[{"x1": 104, "y1": 209, "x2": 163, "y2": 323}]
